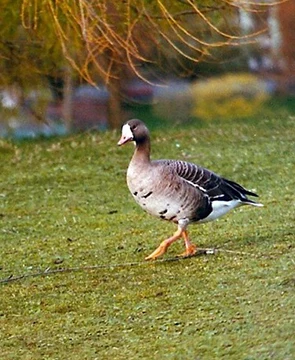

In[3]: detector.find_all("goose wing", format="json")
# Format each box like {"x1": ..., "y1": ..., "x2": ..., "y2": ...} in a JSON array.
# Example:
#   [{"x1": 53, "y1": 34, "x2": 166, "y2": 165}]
[{"x1": 160, "y1": 160, "x2": 259, "y2": 203}]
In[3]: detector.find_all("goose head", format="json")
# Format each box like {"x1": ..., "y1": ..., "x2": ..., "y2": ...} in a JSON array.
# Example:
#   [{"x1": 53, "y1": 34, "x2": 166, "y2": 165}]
[{"x1": 117, "y1": 119, "x2": 149, "y2": 146}]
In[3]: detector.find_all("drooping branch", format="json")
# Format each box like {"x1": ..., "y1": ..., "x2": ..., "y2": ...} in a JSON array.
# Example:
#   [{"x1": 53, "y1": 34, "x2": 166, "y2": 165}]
[{"x1": 18, "y1": 0, "x2": 279, "y2": 84}]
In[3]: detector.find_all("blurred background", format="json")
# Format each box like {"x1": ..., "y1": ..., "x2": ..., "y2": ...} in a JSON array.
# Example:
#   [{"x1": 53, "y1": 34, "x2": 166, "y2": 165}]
[{"x1": 1, "y1": 0, "x2": 295, "y2": 139}]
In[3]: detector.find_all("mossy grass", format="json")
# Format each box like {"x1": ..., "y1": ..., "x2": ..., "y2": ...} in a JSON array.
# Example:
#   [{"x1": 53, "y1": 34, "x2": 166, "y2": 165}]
[{"x1": 0, "y1": 108, "x2": 294, "y2": 359}]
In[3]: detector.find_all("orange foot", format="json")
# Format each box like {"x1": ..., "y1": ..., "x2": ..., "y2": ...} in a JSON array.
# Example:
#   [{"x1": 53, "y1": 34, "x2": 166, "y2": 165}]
[
  {"x1": 178, "y1": 243, "x2": 197, "y2": 258},
  {"x1": 145, "y1": 242, "x2": 169, "y2": 261},
  {"x1": 145, "y1": 229, "x2": 183, "y2": 261}
]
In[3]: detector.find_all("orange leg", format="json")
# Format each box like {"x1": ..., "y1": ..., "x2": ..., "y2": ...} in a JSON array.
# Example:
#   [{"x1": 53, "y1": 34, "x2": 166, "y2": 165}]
[
  {"x1": 145, "y1": 227, "x2": 197, "y2": 260},
  {"x1": 178, "y1": 230, "x2": 197, "y2": 258},
  {"x1": 145, "y1": 227, "x2": 183, "y2": 261}
]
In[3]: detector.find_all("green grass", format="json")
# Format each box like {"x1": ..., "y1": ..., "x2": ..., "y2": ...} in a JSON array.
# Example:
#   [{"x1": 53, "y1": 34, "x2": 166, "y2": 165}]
[{"x1": 0, "y1": 110, "x2": 294, "y2": 360}]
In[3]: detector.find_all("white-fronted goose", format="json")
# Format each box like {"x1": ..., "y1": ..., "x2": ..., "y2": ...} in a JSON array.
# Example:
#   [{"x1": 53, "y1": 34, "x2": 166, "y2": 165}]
[{"x1": 118, "y1": 119, "x2": 263, "y2": 260}]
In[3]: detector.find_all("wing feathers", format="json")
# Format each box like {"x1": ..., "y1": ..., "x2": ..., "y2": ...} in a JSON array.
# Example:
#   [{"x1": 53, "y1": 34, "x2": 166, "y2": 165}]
[{"x1": 160, "y1": 159, "x2": 260, "y2": 204}]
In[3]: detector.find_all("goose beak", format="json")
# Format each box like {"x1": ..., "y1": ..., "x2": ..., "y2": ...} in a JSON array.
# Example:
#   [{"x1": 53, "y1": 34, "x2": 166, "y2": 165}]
[
  {"x1": 117, "y1": 135, "x2": 133, "y2": 146},
  {"x1": 117, "y1": 124, "x2": 134, "y2": 146}
]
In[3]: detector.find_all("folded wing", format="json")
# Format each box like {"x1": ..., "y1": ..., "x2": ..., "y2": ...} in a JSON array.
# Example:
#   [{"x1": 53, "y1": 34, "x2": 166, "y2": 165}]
[{"x1": 161, "y1": 159, "x2": 261, "y2": 205}]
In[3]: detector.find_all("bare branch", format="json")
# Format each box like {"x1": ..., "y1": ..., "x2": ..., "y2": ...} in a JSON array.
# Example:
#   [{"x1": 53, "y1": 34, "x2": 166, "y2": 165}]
[{"x1": 15, "y1": 0, "x2": 280, "y2": 85}]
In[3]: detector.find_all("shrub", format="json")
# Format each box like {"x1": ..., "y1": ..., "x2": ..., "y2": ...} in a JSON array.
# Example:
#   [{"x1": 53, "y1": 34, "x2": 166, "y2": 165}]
[{"x1": 191, "y1": 73, "x2": 270, "y2": 121}]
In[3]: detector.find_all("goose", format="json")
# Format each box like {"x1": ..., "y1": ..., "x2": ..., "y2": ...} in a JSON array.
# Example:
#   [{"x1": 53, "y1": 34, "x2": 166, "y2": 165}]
[{"x1": 118, "y1": 119, "x2": 263, "y2": 260}]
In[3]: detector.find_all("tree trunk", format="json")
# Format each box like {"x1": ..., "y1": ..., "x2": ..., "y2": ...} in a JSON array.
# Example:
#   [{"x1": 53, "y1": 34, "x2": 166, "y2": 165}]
[
  {"x1": 277, "y1": 1, "x2": 295, "y2": 76},
  {"x1": 107, "y1": 78, "x2": 124, "y2": 129},
  {"x1": 62, "y1": 67, "x2": 73, "y2": 131}
]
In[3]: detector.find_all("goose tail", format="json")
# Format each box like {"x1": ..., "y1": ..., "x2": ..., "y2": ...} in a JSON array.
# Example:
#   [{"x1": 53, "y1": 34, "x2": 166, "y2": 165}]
[{"x1": 242, "y1": 198, "x2": 263, "y2": 207}]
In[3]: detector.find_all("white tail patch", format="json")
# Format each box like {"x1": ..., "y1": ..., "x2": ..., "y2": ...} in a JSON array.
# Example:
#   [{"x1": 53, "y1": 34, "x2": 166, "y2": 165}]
[
  {"x1": 200, "y1": 199, "x2": 263, "y2": 223},
  {"x1": 245, "y1": 201, "x2": 264, "y2": 207},
  {"x1": 199, "y1": 200, "x2": 242, "y2": 223}
]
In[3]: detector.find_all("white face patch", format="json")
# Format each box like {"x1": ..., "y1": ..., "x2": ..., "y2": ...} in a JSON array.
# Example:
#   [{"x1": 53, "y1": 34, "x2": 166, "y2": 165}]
[{"x1": 117, "y1": 124, "x2": 134, "y2": 145}]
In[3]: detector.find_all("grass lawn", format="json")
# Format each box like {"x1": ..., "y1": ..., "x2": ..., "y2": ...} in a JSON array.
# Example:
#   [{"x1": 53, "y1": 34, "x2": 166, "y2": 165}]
[{"x1": 0, "y1": 108, "x2": 294, "y2": 359}]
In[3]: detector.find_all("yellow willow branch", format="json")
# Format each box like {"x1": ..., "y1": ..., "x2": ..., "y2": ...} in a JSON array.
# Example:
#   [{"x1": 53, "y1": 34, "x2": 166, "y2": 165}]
[
  {"x1": 144, "y1": 0, "x2": 269, "y2": 45},
  {"x1": 159, "y1": 28, "x2": 208, "y2": 62},
  {"x1": 47, "y1": 0, "x2": 68, "y2": 41},
  {"x1": 78, "y1": 0, "x2": 87, "y2": 40},
  {"x1": 83, "y1": 40, "x2": 119, "y2": 83},
  {"x1": 83, "y1": 2, "x2": 119, "y2": 48},
  {"x1": 46, "y1": 0, "x2": 96, "y2": 83},
  {"x1": 20, "y1": 0, "x2": 29, "y2": 28},
  {"x1": 163, "y1": 18, "x2": 208, "y2": 55},
  {"x1": 125, "y1": 2, "x2": 153, "y2": 62},
  {"x1": 231, "y1": 0, "x2": 287, "y2": 7},
  {"x1": 140, "y1": 4, "x2": 206, "y2": 61},
  {"x1": 33, "y1": 0, "x2": 38, "y2": 30},
  {"x1": 81, "y1": 52, "x2": 110, "y2": 84},
  {"x1": 55, "y1": 1, "x2": 86, "y2": 41},
  {"x1": 84, "y1": 2, "x2": 150, "y2": 62},
  {"x1": 96, "y1": 18, "x2": 149, "y2": 63},
  {"x1": 186, "y1": 0, "x2": 243, "y2": 40},
  {"x1": 185, "y1": 0, "x2": 272, "y2": 41},
  {"x1": 157, "y1": 0, "x2": 216, "y2": 51},
  {"x1": 21, "y1": 0, "x2": 38, "y2": 30},
  {"x1": 151, "y1": 1, "x2": 243, "y2": 50},
  {"x1": 124, "y1": 5, "x2": 157, "y2": 84},
  {"x1": 129, "y1": 3, "x2": 226, "y2": 20},
  {"x1": 222, "y1": 0, "x2": 284, "y2": 14},
  {"x1": 105, "y1": 56, "x2": 117, "y2": 85},
  {"x1": 80, "y1": 42, "x2": 119, "y2": 86},
  {"x1": 186, "y1": 0, "x2": 270, "y2": 43}
]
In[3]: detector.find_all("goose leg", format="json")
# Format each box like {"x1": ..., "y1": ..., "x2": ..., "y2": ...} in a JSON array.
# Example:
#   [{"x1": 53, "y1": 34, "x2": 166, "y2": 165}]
[
  {"x1": 178, "y1": 230, "x2": 197, "y2": 258},
  {"x1": 145, "y1": 227, "x2": 183, "y2": 261}
]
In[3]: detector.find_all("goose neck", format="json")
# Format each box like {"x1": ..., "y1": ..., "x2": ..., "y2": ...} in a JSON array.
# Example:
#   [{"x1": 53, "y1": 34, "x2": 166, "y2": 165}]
[{"x1": 133, "y1": 140, "x2": 151, "y2": 163}]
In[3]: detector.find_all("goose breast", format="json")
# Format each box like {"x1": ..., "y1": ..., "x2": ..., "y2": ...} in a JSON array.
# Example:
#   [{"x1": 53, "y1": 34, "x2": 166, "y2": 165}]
[{"x1": 127, "y1": 161, "x2": 211, "y2": 223}]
